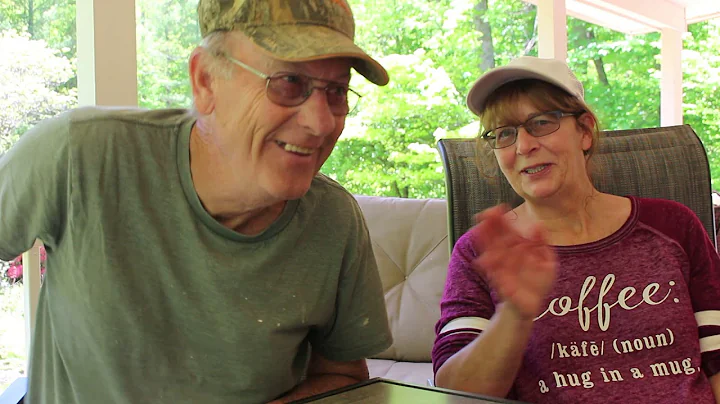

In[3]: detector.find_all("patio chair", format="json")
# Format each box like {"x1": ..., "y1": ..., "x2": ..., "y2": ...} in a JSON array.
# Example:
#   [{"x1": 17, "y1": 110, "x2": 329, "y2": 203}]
[{"x1": 437, "y1": 124, "x2": 716, "y2": 249}]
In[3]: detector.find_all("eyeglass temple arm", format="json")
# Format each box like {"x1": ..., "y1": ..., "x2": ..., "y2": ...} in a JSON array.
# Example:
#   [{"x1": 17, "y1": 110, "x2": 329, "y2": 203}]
[{"x1": 221, "y1": 53, "x2": 269, "y2": 79}]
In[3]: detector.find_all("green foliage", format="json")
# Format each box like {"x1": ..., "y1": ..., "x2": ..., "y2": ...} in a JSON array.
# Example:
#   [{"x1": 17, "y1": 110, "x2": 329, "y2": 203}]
[
  {"x1": 324, "y1": 2, "x2": 720, "y2": 196},
  {"x1": 684, "y1": 20, "x2": 720, "y2": 186},
  {"x1": 0, "y1": 0, "x2": 76, "y2": 59},
  {"x1": 0, "y1": 31, "x2": 76, "y2": 153},
  {"x1": 135, "y1": 0, "x2": 200, "y2": 109},
  {"x1": 323, "y1": 0, "x2": 544, "y2": 198},
  {"x1": 567, "y1": 18, "x2": 661, "y2": 130},
  {"x1": 325, "y1": 51, "x2": 468, "y2": 198}
]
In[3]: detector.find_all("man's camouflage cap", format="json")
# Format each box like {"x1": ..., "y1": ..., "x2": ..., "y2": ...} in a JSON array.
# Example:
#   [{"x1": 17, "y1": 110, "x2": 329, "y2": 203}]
[{"x1": 198, "y1": 0, "x2": 389, "y2": 85}]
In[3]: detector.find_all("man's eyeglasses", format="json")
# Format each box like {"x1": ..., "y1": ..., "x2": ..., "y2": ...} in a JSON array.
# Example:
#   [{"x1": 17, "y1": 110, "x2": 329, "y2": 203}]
[
  {"x1": 481, "y1": 110, "x2": 585, "y2": 149},
  {"x1": 221, "y1": 53, "x2": 361, "y2": 117}
]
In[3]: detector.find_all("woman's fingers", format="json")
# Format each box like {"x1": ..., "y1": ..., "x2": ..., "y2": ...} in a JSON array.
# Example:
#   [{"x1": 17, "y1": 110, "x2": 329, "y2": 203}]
[
  {"x1": 474, "y1": 204, "x2": 510, "y2": 224},
  {"x1": 469, "y1": 205, "x2": 557, "y2": 318},
  {"x1": 475, "y1": 244, "x2": 557, "y2": 319},
  {"x1": 474, "y1": 216, "x2": 525, "y2": 254}
]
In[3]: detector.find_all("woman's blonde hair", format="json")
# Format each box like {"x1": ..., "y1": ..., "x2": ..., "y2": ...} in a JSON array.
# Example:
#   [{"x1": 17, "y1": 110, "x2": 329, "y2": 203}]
[{"x1": 475, "y1": 79, "x2": 601, "y2": 179}]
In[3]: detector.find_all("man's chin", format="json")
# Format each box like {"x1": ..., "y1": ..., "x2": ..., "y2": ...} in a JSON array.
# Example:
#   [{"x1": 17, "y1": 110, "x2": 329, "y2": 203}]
[{"x1": 271, "y1": 182, "x2": 313, "y2": 201}]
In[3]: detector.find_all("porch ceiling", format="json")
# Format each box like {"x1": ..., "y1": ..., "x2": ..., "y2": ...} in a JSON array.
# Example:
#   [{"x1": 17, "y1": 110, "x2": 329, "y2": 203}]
[{"x1": 523, "y1": 0, "x2": 720, "y2": 34}]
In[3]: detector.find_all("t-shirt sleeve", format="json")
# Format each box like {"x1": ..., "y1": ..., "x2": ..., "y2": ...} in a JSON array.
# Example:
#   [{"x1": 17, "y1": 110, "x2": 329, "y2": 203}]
[
  {"x1": 0, "y1": 114, "x2": 70, "y2": 260},
  {"x1": 431, "y1": 231, "x2": 497, "y2": 375},
  {"x1": 679, "y1": 204, "x2": 720, "y2": 377},
  {"x1": 308, "y1": 197, "x2": 393, "y2": 362}
]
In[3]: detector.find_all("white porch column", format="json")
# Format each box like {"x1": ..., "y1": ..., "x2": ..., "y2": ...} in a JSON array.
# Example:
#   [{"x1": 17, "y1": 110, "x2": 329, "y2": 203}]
[
  {"x1": 77, "y1": 0, "x2": 138, "y2": 106},
  {"x1": 660, "y1": 28, "x2": 684, "y2": 126},
  {"x1": 537, "y1": 0, "x2": 568, "y2": 60},
  {"x1": 22, "y1": 240, "x2": 42, "y2": 355}
]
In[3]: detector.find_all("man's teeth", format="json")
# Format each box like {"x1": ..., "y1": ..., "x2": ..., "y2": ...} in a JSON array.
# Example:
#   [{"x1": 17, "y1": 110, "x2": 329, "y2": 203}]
[
  {"x1": 280, "y1": 142, "x2": 313, "y2": 155},
  {"x1": 525, "y1": 164, "x2": 548, "y2": 174}
]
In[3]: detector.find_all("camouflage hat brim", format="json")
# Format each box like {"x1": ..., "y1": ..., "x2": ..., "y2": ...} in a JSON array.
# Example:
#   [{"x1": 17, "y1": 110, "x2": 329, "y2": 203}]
[{"x1": 243, "y1": 24, "x2": 389, "y2": 86}]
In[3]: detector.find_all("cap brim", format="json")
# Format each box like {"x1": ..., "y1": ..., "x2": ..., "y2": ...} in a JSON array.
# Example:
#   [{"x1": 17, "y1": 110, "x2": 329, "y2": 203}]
[
  {"x1": 243, "y1": 25, "x2": 389, "y2": 86},
  {"x1": 466, "y1": 67, "x2": 571, "y2": 116}
]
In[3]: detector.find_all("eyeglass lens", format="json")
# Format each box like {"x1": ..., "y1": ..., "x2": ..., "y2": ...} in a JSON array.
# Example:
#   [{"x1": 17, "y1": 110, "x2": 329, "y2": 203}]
[
  {"x1": 490, "y1": 112, "x2": 563, "y2": 148},
  {"x1": 266, "y1": 74, "x2": 358, "y2": 116}
]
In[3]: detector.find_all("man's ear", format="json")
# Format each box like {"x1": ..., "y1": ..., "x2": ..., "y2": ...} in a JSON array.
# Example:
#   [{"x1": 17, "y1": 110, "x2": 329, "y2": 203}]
[{"x1": 189, "y1": 47, "x2": 216, "y2": 116}]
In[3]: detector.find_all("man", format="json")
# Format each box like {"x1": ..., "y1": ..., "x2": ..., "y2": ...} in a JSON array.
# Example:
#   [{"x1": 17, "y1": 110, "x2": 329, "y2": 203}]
[{"x1": 0, "y1": 0, "x2": 392, "y2": 402}]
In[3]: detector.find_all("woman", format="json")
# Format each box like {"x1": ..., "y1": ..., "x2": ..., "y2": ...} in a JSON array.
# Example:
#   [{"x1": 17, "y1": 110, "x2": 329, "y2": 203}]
[{"x1": 431, "y1": 56, "x2": 720, "y2": 403}]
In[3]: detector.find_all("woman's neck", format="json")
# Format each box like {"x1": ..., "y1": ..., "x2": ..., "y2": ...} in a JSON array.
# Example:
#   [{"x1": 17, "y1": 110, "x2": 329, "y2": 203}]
[{"x1": 515, "y1": 185, "x2": 629, "y2": 246}]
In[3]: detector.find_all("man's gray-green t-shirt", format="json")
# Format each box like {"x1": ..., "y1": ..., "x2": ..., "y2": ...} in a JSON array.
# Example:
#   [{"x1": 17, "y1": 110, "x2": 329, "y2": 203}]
[{"x1": 0, "y1": 107, "x2": 392, "y2": 403}]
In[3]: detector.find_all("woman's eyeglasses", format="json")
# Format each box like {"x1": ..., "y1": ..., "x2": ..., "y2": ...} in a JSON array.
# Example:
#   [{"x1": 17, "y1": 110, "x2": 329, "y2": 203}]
[
  {"x1": 222, "y1": 53, "x2": 361, "y2": 117},
  {"x1": 482, "y1": 110, "x2": 585, "y2": 149}
]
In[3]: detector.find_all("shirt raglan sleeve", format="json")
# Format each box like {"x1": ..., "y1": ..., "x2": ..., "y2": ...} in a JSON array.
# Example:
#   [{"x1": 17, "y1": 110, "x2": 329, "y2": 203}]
[
  {"x1": 307, "y1": 197, "x2": 393, "y2": 362},
  {"x1": 0, "y1": 113, "x2": 70, "y2": 261},
  {"x1": 681, "y1": 205, "x2": 720, "y2": 377},
  {"x1": 431, "y1": 230, "x2": 497, "y2": 375}
]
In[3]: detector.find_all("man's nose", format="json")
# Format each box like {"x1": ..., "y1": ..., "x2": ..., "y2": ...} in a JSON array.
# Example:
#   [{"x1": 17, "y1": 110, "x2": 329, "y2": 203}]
[{"x1": 296, "y1": 89, "x2": 338, "y2": 136}]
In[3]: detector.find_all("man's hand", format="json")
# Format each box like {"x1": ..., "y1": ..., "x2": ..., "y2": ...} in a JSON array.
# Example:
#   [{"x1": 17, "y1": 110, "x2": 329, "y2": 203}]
[
  {"x1": 270, "y1": 352, "x2": 368, "y2": 403},
  {"x1": 471, "y1": 205, "x2": 557, "y2": 319},
  {"x1": 710, "y1": 372, "x2": 720, "y2": 403}
]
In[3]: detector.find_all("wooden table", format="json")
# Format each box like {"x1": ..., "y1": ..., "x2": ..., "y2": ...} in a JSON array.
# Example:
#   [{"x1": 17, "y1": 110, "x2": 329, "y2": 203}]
[{"x1": 289, "y1": 378, "x2": 526, "y2": 404}]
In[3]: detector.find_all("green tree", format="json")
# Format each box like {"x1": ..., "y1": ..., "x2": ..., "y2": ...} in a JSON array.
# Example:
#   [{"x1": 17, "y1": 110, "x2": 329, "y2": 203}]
[
  {"x1": 684, "y1": 19, "x2": 720, "y2": 187},
  {"x1": 567, "y1": 19, "x2": 661, "y2": 130},
  {"x1": 135, "y1": 0, "x2": 200, "y2": 109},
  {"x1": 0, "y1": 0, "x2": 76, "y2": 60},
  {"x1": 323, "y1": 0, "x2": 539, "y2": 198},
  {"x1": 0, "y1": 31, "x2": 76, "y2": 152}
]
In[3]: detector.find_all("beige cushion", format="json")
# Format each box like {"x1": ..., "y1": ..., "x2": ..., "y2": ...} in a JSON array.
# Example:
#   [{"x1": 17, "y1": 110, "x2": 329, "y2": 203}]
[
  {"x1": 367, "y1": 358, "x2": 434, "y2": 386},
  {"x1": 355, "y1": 196, "x2": 450, "y2": 363}
]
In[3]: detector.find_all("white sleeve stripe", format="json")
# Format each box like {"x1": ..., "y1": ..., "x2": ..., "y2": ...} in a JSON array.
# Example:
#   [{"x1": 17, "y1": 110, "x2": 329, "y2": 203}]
[
  {"x1": 443, "y1": 330, "x2": 481, "y2": 338},
  {"x1": 699, "y1": 335, "x2": 720, "y2": 353},
  {"x1": 695, "y1": 311, "x2": 720, "y2": 327},
  {"x1": 439, "y1": 316, "x2": 490, "y2": 335}
]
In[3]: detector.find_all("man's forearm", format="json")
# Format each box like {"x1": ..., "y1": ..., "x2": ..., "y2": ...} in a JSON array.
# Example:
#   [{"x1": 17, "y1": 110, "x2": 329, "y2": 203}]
[
  {"x1": 710, "y1": 372, "x2": 720, "y2": 403},
  {"x1": 271, "y1": 374, "x2": 364, "y2": 403}
]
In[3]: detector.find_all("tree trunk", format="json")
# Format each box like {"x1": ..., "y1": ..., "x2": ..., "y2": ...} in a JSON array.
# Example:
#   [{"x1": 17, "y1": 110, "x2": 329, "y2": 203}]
[
  {"x1": 474, "y1": 0, "x2": 495, "y2": 71},
  {"x1": 390, "y1": 180, "x2": 410, "y2": 198},
  {"x1": 391, "y1": 180, "x2": 402, "y2": 198},
  {"x1": 586, "y1": 29, "x2": 610, "y2": 86},
  {"x1": 524, "y1": 9, "x2": 538, "y2": 55},
  {"x1": 593, "y1": 59, "x2": 610, "y2": 86},
  {"x1": 27, "y1": 0, "x2": 35, "y2": 37}
]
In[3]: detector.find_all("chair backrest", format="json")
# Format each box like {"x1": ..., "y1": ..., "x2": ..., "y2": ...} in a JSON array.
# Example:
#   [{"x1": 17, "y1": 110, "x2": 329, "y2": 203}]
[{"x1": 437, "y1": 124, "x2": 716, "y2": 249}]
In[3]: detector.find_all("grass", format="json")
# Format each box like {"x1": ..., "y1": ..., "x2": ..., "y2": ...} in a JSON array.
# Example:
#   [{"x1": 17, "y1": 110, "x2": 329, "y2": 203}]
[{"x1": 0, "y1": 282, "x2": 26, "y2": 393}]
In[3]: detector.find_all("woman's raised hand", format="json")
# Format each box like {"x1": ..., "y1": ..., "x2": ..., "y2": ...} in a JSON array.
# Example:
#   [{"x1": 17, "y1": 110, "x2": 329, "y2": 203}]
[{"x1": 470, "y1": 205, "x2": 557, "y2": 320}]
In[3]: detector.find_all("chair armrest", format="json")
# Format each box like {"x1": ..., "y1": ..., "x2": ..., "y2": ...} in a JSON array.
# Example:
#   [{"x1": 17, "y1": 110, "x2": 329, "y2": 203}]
[{"x1": 0, "y1": 377, "x2": 26, "y2": 404}]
